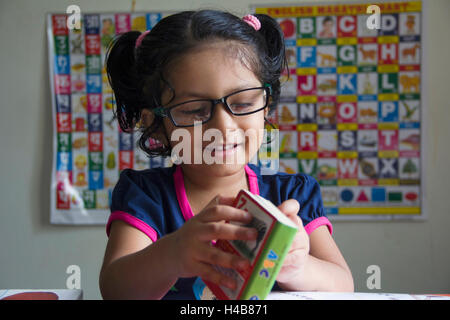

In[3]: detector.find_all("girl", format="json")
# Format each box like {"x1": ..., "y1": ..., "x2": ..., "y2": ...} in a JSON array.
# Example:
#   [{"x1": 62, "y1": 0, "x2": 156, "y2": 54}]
[{"x1": 99, "y1": 10, "x2": 353, "y2": 300}]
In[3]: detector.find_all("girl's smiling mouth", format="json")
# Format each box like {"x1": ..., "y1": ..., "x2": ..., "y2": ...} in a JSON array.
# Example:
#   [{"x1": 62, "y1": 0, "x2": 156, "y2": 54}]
[{"x1": 204, "y1": 143, "x2": 243, "y2": 157}]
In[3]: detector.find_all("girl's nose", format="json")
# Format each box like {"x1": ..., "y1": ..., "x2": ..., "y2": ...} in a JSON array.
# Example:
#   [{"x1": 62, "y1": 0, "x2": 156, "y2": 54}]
[{"x1": 206, "y1": 102, "x2": 239, "y2": 133}]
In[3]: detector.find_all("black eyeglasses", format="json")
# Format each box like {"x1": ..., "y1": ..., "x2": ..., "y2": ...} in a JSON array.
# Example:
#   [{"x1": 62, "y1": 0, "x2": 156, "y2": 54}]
[{"x1": 153, "y1": 84, "x2": 272, "y2": 127}]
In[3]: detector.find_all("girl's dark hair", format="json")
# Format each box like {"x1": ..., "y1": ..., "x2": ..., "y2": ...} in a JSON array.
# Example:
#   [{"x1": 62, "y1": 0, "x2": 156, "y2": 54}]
[{"x1": 106, "y1": 10, "x2": 288, "y2": 157}]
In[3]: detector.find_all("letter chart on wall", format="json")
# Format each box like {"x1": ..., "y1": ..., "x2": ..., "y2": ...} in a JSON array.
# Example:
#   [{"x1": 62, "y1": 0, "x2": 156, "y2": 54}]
[
  {"x1": 254, "y1": 1, "x2": 425, "y2": 220},
  {"x1": 48, "y1": 2, "x2": 425, "y2": 224},
  {"x1": 48, "y1": 12, "x2": 174, "y2": 224}
]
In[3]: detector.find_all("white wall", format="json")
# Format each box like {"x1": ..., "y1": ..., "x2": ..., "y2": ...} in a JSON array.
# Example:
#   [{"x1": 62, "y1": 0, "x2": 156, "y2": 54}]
[{"x1": 0, "y1": 0, "x2": 449, "y2": 299}]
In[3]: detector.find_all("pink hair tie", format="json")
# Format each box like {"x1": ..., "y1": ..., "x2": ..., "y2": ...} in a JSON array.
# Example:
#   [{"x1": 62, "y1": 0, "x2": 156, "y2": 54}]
[
  {"x1": 135, "y1": 30, "x2": 150, "y2": 48},
  {"x1": 243, "y1": 14, "x2": 261, "y2": 31}
]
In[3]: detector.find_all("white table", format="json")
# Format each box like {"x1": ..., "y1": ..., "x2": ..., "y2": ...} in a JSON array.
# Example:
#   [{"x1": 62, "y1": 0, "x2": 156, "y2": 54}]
[{"x1": 267, "y1": 291, "x2": 450, "y2": 300}]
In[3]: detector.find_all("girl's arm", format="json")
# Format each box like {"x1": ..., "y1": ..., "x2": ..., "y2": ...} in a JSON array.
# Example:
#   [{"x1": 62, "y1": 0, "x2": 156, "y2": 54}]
[
  {"x1": 100, "y1": 196, "x2": 257, "y2": 300},
  {"x1": 278, "y1": 225, "x2": 354, "y2": 292},
  {"x1": 99, "y1": 220, "x2": 179, "y2": 300},
  {"x1": 275, "y1": 199, "x2": 354, "y2": 292}
]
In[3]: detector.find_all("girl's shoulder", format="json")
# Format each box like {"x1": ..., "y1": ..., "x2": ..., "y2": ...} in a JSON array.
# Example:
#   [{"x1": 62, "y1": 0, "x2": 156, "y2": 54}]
[
  {"x1": 119, "y1": 165, "x2": 175, "y2": 179},
  {"x1": 248, "y1": 163, "x2": 318, "y2": 189},
  {"x1": 114, "y1": 165, "x2": 177, "y2": 195},
  {"x1": 248, "y1": 163, "x2": 323, "y2": 209},
  {"x1": 249, "y1": 164, "x2": 328, "y2": 228}
]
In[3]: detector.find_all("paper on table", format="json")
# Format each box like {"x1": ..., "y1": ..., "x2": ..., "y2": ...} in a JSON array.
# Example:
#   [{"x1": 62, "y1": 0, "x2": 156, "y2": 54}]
[{"x1": 267, "y1": 291, "x2": 450, "y2": 300}]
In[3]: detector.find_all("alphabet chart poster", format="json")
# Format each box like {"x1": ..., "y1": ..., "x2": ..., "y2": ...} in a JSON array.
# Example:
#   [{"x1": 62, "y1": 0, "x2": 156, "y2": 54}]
[
  {"x1": 254, "y1": 1, "x2": 425, "y2": 220},
  {"x1": 47, "y1": 12, "x2": 173, "y2": 224}
]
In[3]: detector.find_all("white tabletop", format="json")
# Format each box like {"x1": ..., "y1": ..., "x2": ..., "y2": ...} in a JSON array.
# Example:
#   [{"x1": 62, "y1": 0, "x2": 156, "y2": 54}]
[{"x1": 267, "y1": 291, "x2": 450, "y2": 300}]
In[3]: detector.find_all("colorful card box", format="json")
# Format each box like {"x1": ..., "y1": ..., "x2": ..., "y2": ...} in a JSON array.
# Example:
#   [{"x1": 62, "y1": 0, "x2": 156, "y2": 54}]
[{"x1": 203, "y1": 189, "x2": 298, "y2": 300}]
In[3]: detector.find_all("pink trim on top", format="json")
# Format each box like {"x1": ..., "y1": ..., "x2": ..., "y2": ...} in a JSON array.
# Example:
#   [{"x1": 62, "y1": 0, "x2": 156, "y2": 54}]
[
  {"x1": 244, "y1": 165, "x2": 260, "y2": 195},
  {"x1": 106, "y1": 211, "x2": 158, "y2": 242},
  {"x1": 174, "y1": 166, "x2": 195, "y2": 221},
  {"x1": 173, "y1": 165, "x2": 260, "y2": 221},
  {"x1": 304, "y1": 216, "x2": 333, "y2": 235}
]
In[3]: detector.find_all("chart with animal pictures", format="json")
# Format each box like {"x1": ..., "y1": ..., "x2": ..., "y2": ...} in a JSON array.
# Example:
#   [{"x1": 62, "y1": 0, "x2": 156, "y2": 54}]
[
  {"x1": 48, "y1": 12, "x2": 173, "y2": 224},
  {"x1": 254, "y1": 1, "x2": 425, "y2": 220}
]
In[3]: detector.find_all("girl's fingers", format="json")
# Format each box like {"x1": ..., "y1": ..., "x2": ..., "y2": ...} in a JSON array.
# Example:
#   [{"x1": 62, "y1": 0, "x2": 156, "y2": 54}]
[
  {"x1": 202, "y1": 195, "x2": 222, "y2": 210},
  {"x1": 278, "y1": 199, "x2": 300, "y2": 218},
  {"x1": 198, "y1": 221, "x2": 258, "y2": 242},
  {"x1": 196, "y1": 261, "x2": 237, "y2": 290},
  {"x1": 278, "y1": 199, "x2": 303, "y2": 227},
  {"x1": 200, "y1": 204, "x2": 253, "y2": 224},
  {"x1": 202, "y1": 195, "x2": 235, "y2": 211},
  {"x1": 216, "y1": 195, "x2": 236, "y2": 207},
  {"x1": 282, "y1": 248, "x2": 305, "y2": 266},
  {"x1": 197, "y1": 244, "x2": 251, "y2": 273}
]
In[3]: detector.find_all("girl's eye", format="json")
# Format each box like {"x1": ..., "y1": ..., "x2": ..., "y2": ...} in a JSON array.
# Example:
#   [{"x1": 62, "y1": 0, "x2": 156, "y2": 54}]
[
  {"x1": 230, "y1": 103, "x2": 254, "y2": 112},
  {"x1": 174, "y1": 102, "x2": 211, "y2": 120},
  {"x1": 181, "y1": 106, "x2": 209, "y2": 115}
]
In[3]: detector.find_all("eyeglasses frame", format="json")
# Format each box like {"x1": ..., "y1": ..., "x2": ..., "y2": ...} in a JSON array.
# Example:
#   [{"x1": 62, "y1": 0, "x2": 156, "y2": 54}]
[{"x1": 152, "y1": 83, "x2": 272, "y2": 128}]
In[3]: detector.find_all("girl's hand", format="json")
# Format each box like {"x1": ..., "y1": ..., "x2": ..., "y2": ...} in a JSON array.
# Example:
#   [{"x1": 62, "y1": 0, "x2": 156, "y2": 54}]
[
  {"x1": 167, "y1": 195, "x2": 257, "y2": 290},
  {"x1": 275, "y1": 199, "x2": 310, "y2": 284}
]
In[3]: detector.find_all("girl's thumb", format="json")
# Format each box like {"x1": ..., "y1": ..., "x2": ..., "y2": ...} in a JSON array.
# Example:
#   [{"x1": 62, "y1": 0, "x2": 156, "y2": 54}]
[
  {"x1": 216, "y1": 195, "x2": 236, "y2": 207},
  {"x1": 204, "y1": 194, "x2": 235, "y2": 209},
  {"x1": 278, "y1": 199, "x2": 300, "y2": 218}
]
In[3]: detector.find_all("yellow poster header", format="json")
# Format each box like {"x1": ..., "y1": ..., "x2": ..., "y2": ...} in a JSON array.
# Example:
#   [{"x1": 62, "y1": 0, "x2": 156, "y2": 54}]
[{"x1": 254, "y1": 1, "x2": 421, "y2": 18}]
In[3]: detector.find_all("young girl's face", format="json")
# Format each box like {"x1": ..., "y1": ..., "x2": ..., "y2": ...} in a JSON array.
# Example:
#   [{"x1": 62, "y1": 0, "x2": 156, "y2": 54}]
[{"x1": 159, "y1": 41, "x2": 267, "y2": 177}]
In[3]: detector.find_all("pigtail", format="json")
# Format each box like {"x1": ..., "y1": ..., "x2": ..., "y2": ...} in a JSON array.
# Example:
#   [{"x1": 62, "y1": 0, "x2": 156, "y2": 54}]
[
  {"x1": 105, "y1": 31, "x2": 143, "y2": 132},
  {"x1": 254, "y1": 14, "x2": 289, "y2": 113},
  {"x1": 255, "y1": 14, "x2": 288, "y2": 75}
]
